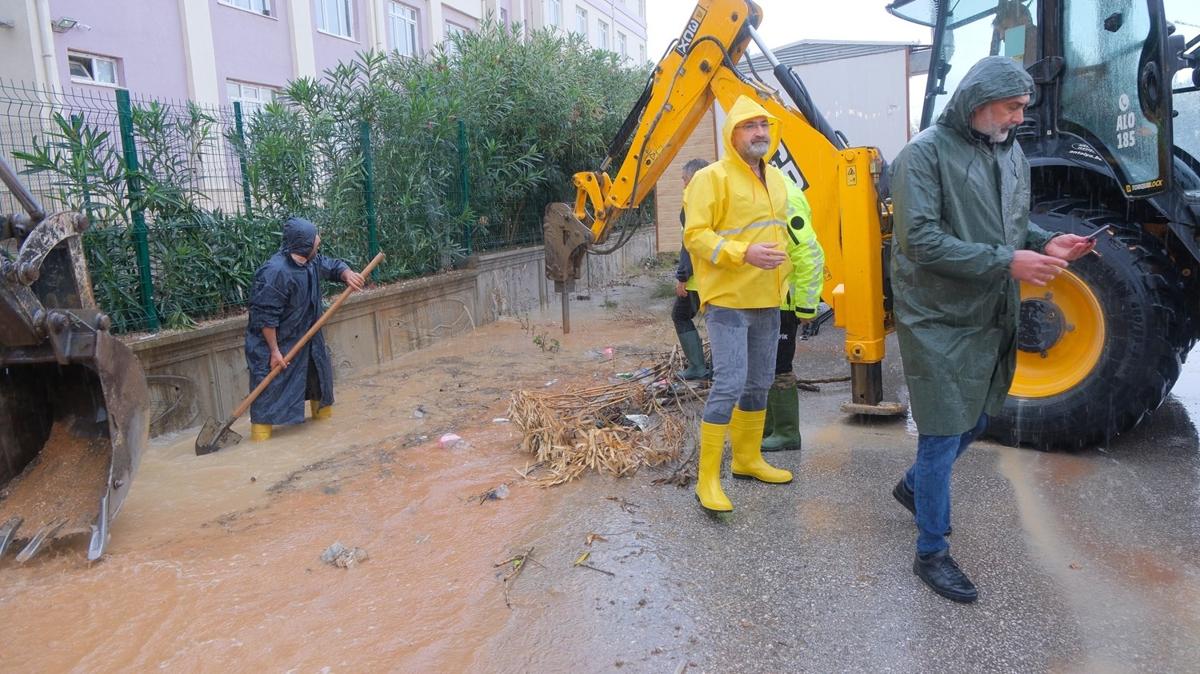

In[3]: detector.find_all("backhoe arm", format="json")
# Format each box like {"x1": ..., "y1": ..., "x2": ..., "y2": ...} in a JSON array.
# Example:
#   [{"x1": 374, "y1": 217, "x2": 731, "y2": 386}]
[{"x1": 542, "y1": 0, "x2": 899, "y2": 413}]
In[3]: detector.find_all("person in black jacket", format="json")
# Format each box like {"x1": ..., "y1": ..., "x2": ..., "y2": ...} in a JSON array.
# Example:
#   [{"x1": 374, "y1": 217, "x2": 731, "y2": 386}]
[{"x1": 673, "y1": 158, "x2": 711, "y2": 380}]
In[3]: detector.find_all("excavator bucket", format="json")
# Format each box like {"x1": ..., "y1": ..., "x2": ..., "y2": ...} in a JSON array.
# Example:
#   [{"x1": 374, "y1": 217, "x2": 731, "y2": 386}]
[{"x1": 0, "y1": 156, "x2": 148, "y2": 563}]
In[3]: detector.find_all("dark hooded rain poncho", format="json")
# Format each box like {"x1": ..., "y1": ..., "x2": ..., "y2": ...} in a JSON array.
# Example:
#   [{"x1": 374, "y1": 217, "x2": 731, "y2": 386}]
[
  {"x1": 244, "y1": 217, "x2": 351, "y2": 426},
  {"x1": 890, "y1": 56, "x2": 1055, "y2": 436}
]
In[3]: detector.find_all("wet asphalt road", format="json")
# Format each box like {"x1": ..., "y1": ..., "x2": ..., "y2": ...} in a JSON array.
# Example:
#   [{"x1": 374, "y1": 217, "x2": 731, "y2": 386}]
[{"x1": 483, "y1": 295, "x2": 1200, "y2": 673}]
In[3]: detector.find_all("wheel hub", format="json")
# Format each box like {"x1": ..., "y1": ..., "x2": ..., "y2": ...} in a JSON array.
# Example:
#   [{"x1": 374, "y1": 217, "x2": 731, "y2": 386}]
[{"x1": 1017, "y1": 297, "x2": 1066, "y2": 354}]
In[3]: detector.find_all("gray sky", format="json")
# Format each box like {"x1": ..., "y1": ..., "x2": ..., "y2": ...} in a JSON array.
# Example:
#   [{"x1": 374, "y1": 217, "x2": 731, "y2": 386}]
[{"x1": 646, "y1": 0, "x2": 932, "y2": 60}]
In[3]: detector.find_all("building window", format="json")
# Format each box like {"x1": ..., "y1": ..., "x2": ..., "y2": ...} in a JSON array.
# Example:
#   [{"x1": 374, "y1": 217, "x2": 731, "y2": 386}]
[
  {"x1": 227, "y1": 80, "x2": 276, "y2": 115},
  {"x1": 315, "y1": 0, "x2": 353, "y2": 38},
  {"x1": 387, "y1": 2, "x2": 418, "y2": 57},
  {"x1": 499, "y1": 7, "x2": 508, "y2": 26},
  {"x1": 219, "y1": 0, "x2": 272, "y2": 16},
  {"x1": 618, "y1": 31, "x2": 627, "y2": 58},
  {"x1": 639, "y1": 43, "x2": 646, "y2": 63},
  {"x1": 68, "y1": 53, "x2": 119, "y2": 86},
  {"x1": 445, "y1": 22, "x2": 469, "y2": 38},
  {"x1": 545, "y1": 0, "x2": 561, "y2": 27},
  {"x1": 574, "y1": 6, "x2": 587, "y2": 36},
  {"x1": 597, "y1": 20, "x2": 609, "y2": 50}
]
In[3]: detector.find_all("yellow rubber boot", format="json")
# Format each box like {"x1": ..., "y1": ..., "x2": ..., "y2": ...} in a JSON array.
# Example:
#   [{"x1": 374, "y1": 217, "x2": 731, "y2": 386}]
[
  {"x1": 695, "y1": 421, "x2": 733, "y2": 512},
  {"x1": 250, "y1": 423, "x2": 272, "y2": 442},
  {"x1": 729, "y1": 407, "x2": 793, "y2": 483},
  {"x1": 310, "y1": 401, "x2": 333, "y2": 420}
]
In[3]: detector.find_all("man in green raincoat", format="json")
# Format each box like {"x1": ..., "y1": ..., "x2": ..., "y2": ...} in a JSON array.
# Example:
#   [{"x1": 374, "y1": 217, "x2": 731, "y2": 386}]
[{"x1": 888, "y1": 56, "x2": 1094, "y2": 603}]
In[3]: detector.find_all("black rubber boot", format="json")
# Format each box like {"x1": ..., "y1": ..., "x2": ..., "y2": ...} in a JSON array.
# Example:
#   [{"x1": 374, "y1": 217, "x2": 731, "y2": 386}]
[{"x1": 913, "y1": 549, "x2": 978, "y2": 603}]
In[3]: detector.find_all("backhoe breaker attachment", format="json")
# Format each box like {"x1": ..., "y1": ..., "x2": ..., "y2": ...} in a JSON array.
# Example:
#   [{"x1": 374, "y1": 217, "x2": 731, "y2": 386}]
[
  {"x1": 542, "y1": 202, "x2": 594, "y2": 334},
  {"x1": 0, "y1": 155, "x2": 148, "y2": 563}
]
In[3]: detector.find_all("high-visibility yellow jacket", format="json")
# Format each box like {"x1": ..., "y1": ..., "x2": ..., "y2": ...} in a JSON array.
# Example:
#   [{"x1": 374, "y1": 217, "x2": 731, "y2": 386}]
[
  {"x1": 782, "y1": 180, "x2": 825, "y2": 320},
  {"x1": 683, "y1": 95, "x2": 792, "y2": 310}
]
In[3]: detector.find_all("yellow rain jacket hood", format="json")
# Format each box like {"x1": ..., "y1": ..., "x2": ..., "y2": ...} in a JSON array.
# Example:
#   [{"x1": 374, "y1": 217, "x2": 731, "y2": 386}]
[{"x1": 683, "y1": 95, "x2": 792, "y2": 310}]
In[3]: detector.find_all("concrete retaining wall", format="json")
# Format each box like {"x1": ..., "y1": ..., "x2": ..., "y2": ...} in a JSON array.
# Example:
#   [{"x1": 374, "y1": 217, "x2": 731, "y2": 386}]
[{"x1": 128, "y1": 230, "x2": 655, "y2": 436}]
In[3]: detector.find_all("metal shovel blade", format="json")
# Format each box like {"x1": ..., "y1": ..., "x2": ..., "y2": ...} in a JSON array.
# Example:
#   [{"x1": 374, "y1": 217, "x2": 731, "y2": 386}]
[{"x1": 195, "y1": 417, "x2": 242, "y2": 456}]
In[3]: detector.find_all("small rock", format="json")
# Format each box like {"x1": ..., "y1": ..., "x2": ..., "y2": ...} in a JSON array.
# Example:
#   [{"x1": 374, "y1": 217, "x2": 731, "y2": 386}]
[
  {"x1": 413, "y1": 406, "x2": 427, "y2": 419},
  {"x1": 249, "y1": 476, "x2": 256, "y2": 483},
  {"x1": 321, "y1": 542, "x2": 368, "y2": 568}
]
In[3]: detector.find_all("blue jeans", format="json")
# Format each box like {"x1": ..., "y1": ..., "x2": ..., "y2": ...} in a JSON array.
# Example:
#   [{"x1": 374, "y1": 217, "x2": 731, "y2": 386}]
[
  {"x1": 702, "y1": 306, "x2": 779, "y2": 424},
  {"x1": 904, "y1": 413, "x2": 989, "y2": 555}
]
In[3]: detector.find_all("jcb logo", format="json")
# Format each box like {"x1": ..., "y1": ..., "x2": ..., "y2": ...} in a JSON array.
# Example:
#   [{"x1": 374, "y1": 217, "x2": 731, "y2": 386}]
[
  {"x1": 674, "y1": 7, "x2": 708, "y2": 56},
  {"x1": 771, "y1": 140, "x2": 808, "y2": 190}
]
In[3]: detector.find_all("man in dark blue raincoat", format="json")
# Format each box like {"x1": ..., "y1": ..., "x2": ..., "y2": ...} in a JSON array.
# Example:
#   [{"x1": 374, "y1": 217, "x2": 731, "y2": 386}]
[
  {"x1": 244, "y1": 217, "x2": 364, "y2": 441},
  {"x1": 888, "y1": 57, "x2": 1094, "y2": 603}
]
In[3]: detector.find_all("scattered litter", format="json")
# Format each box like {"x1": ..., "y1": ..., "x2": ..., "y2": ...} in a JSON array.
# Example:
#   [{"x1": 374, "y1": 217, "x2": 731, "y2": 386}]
[
  {"x1": 321, "y1": 542, "x2": 368, "y2": 568},
  {"x1": 494, "y1": 547, "x2": 536, "y2": 609},
  {"x1": 413, "y1": 405, "x2": 427, "y2": 419},
  {"x1": 543, "y1": 379, "x2": 558, "y2": 387},
  {"x1": 606, "y1": 496, "x2": 641, "y2": 513},
  {"x1": 573, "y1": 550, "x2": 615, "y2": 577},
  {"x1": 473, "y1": 483, "x2": 510, "y2": 504},
  {"x1": 585, "y1": 533, "x2": 608, "y2": 546},
  {"x1": 603, "y1": 347, "x2": 615, "y2": 360},
  {"x1": 492, "y1": 417, "x2": 510, "y2": 423},
  {"x1": 623, "y1": 414, "x2": 652, "y2": 431},
  {"x1": 1069, "y1": 562, "x2": 1082, "y2": 570},
  {"x1": 439, "y1": 433, "x2": 468, "y2": 449}
]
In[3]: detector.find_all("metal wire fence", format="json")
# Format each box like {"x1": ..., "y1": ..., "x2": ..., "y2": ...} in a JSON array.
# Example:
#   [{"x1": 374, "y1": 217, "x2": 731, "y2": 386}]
[{"x1": 0, "y1": 79, "x2": 631, "y2": 333}]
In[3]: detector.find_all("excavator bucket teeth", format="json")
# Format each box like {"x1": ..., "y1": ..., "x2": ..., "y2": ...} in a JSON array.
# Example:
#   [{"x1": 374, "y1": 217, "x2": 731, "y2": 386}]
[
  {"x1": 15, "y1": 517, "x2": 67, "y2": 563},
  {"x1": 0, "y1": 516, "x2": 22, "y2": 558}
]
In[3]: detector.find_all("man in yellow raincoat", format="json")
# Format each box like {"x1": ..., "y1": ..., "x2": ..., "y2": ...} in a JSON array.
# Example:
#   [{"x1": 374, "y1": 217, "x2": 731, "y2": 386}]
[{"x1": 683, "y1": 95, "x2": 795, "y2": 512}]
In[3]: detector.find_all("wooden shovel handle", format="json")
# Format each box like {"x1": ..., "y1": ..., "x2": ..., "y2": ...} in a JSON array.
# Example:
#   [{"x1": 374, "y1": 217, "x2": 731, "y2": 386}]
[{"x1": 231, "y1": 252, "x2": 385, "y2": 420}]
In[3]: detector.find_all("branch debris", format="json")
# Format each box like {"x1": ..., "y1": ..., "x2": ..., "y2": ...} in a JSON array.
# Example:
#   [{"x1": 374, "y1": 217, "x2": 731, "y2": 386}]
[{"x1": 509, "y1": 347, "x2": 705, "y2": 486}]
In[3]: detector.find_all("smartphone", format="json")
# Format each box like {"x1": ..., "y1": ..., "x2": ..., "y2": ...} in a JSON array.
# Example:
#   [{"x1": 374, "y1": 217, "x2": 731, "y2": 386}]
[{"x1": 1084, "y1": 224, "x2": 1112, "y2": 240}]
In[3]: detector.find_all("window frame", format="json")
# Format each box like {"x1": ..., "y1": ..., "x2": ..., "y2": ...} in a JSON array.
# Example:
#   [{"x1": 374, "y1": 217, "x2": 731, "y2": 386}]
[
  {"x1": 217, "y1": 0, "x2": 273, "y2": 17},
  {"x1": 575, "y1": 6, "x2": 588, "y2": 36},
  {"x1": 617, "y1": 31, "x2": 627, "y2": 57},
  {"x1": 67, "y1": 52, "x2": 120, "y2": 87},
  {"x1": 315, "y1": 0, "x2": 354, "y2": 39},
  {"x1": 387, "y1": 1, "x2": 419, "y2": 57},
  {"x1": 597, "y1": 19, "x2": 609, "y2": 49},
  {"x1": 546, "y1": 0, "x2": 562, "y2": 27},
  {"x1": 226, "y1": 80, "x2": 277, "y2": 115}
]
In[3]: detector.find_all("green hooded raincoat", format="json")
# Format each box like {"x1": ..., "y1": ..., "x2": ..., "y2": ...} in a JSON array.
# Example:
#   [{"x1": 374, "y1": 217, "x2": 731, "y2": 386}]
[{"x1": 890, "y1": 56, "x2": 1055, "y2": 436}]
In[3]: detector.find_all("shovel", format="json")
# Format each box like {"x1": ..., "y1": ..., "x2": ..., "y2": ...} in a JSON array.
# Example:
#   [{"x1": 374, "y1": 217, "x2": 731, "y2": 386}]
[{"x1": 195, "y1": 252, "x2": 385, "y2": 455}]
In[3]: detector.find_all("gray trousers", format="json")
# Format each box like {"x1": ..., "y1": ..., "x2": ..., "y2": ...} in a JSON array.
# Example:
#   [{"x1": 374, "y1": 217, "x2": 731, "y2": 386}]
[{"x1": 702, "y1": 306, "x2": 780, "y2": 423}]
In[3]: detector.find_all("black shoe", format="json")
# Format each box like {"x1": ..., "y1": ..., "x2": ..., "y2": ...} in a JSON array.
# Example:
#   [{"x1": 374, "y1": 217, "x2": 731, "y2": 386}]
[
  {"x1": 892, "y1": 479, "x2": 951, "y2": 536},
  {"x1": 913, "y1": 549, "x2": 978, "y2": 603}
]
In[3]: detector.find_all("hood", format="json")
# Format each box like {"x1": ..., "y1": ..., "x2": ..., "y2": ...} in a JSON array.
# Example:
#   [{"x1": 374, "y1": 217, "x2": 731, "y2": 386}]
[
  {"x1": 281, "y1": 216, "x2": 318, "y2": 256},
  {"x1": 722, "y1": 95, "x2": 781, "y2": 168},
  {"x1": 937, "y1": 56, "x2": 1033, "y2": 141}
]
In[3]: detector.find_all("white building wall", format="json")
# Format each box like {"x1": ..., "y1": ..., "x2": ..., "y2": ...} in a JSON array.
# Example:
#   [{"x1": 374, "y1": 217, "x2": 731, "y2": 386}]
[{"x1": 755, "y1": 50, "x2": 912, "y2": 162}]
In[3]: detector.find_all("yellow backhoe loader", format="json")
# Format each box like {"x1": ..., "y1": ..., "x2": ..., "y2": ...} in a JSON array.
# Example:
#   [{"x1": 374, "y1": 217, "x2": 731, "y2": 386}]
[{"x1": 545, "y1": 0, "x2": 1200, "y2": 449}]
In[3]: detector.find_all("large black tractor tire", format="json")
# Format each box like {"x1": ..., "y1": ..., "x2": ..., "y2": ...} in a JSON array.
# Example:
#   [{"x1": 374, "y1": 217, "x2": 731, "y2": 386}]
[{"x1": 987, "y1": 200, "x2": 1194, "y2": 449}]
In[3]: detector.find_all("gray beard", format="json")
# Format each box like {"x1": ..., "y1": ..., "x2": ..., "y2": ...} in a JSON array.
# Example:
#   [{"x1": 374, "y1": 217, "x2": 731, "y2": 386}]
[{"x1": 747, "y1": 140, "x2": 771, "y2": 157}]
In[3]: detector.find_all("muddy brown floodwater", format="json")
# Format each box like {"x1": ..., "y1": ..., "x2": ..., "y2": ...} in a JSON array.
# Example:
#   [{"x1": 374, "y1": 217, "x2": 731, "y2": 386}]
[{"x1": 0, "y1": 283, "x2": 678, "y2": 672}]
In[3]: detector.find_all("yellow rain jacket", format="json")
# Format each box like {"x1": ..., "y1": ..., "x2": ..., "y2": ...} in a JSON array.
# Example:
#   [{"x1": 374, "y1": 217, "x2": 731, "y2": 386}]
[
  {"x1": 683, "y1": 95, "x2": 792, "y2": 310},
  {"x1": 782, "y1": 180, "x2": 825, "y2": 320}
]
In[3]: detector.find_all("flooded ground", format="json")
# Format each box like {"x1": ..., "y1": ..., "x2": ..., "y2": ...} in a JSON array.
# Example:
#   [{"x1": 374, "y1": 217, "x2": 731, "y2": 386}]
[{"x1": 2, "y1": 271, "x2": 1200, "y2": 673}]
